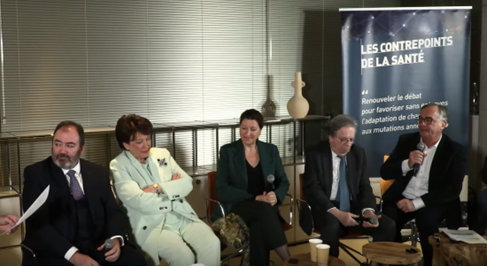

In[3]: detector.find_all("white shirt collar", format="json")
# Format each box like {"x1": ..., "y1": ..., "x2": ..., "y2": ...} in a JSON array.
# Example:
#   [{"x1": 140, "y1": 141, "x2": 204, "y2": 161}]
[
  {"x1": 331, "y1": 149, "x2": 345, "y2": 159},
  {"x1": 61, "y1": 160, "x2": 81, "y2": 175},
  {"x1": 421, "y1": 134, "x2": 442, "y2": 149}
]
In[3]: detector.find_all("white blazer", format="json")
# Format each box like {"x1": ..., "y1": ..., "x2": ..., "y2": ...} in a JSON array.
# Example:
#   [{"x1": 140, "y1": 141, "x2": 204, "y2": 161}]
[{"x1": 110, "y1": 148, "x2": 205, "y2": 264}]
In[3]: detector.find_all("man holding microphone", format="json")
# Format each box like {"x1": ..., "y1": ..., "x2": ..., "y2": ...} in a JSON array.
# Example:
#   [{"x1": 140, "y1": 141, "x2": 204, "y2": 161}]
[{"x1": 381, "y1": 103, "x2": 467, "y2": 266}]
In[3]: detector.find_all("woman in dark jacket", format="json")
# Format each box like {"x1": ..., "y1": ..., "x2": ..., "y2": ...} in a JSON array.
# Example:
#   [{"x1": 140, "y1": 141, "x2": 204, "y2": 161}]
[{"x1": 215, "y1": 109, "x2": 290, "y2": 265}]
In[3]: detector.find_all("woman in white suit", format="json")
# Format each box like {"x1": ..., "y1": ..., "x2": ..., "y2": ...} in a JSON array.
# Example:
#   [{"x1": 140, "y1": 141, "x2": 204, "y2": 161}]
[{"x1": 110, "y1": 114, "x2": 220, "y2": 266}]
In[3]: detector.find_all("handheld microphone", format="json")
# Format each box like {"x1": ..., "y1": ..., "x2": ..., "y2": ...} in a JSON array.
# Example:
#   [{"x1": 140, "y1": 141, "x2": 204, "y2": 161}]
[
  {"x1": 98, "y1": 239, "x2": 114, "y2": 264},
  {"x1": 103, "y1": 238, "x2": 114, "y2": 252},
  {"x1": 413, "y1": 143, "x2": 426, "y2": 176},
  {"x1": 266, "y1": 174, "x2": 275, "y2": 192},
  {"x1": 354, "y1": 216, "x2": 378, "y2": 225}
]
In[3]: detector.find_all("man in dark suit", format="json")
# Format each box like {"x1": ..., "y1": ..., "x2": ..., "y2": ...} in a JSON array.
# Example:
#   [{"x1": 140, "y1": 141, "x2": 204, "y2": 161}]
[
  {"x1": 381, "y1": 103, "x2": 467, "y2": 266},
  {"x1": 22, "y1": 121, "x2": 146, "y2": 266},
  {"x1": 303, "y1": 114, "x2": 395, "y2": 257},
  {"x1": 479, "y1": 155, "x2": 487, "y2": 229}
]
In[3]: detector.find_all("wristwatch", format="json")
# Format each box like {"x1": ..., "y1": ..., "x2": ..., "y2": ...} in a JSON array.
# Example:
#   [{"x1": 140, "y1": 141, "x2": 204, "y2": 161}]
[{"x1": 153, "y1": 184, "x2": 159, "y2": 193}]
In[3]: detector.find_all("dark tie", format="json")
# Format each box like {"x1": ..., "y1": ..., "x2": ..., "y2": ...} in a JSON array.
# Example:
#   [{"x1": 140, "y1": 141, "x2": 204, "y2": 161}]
[
  {"x1": 337, "y1": 156, "x2": 350, "y2": 212},
  {"x1": 67, "y1": 170, "x2": 84, "y2": 200}
]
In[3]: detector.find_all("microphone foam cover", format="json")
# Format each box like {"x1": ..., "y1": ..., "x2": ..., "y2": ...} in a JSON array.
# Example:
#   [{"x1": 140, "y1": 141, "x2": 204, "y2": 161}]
[
  {"x1": 267, "y1": 174, "x2": 275, "y2": 183},
  {"x1": 417, "y1": 142, "x2": 426, "y2": 151},
  {"x1": 105, "y1": 239, "x2": 114, "y2": 249}
]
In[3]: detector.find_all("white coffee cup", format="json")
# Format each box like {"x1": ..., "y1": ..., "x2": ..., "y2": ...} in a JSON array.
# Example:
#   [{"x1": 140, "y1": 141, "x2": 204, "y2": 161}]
[
  {"x1": 309, "y1": 238, "x2": 323, "y2": 262},
  {"x1": 316, "y1": 244, "x2": 330, "y2": 266}
]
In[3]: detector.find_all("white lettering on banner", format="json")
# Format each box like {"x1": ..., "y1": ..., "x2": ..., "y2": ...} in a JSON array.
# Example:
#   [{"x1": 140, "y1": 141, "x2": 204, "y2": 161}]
[
  {"x1": 361, "y1": 36, "x2": 453, "y2": 55},
  {"x1": 360, "y1": 36, "x2": 453, "y2": 69},
  {"x1": 362, "y1": 116, "x2": 398, "y2": 125},
  {"x1": 362, "y1": 96, "x2": 396, "y2": 104},
  {"x1": 359, "y1": 92, "x2": 449, "y2": 135}
]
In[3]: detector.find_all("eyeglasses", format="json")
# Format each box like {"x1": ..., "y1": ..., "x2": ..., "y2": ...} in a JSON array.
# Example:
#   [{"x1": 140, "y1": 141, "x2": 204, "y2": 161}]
[
  {"x1": 337, "y1": 137, "x2": 354, "y2": 145},
  {"x1": 418, "y1": 116, "x2": 436, "y2": 125}
]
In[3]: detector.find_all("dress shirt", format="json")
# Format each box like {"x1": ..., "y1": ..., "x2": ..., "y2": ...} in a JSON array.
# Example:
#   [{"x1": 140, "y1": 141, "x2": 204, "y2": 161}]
[
  {"x1": 401, "y1": 135, "x2": 442, "y2": 211},
  {"x1": 327, "y1": 150, "x2": 374, "y2": 215},
  {"x1": 61, "y1": 161, "x2": 124, "y2": 261}
]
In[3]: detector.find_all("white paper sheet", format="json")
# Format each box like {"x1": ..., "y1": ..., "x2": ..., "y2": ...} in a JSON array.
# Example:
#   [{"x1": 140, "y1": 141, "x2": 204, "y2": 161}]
[
  {"x1": 0, "y1": 185, "x2": 50, "y2": 236},
  {"x1": 443, "y1": 229, "x2": 487, "y2": 244}
]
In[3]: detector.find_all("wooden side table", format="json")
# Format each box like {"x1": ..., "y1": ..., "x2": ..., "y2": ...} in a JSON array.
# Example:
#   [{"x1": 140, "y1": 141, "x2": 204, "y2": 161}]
[
  {"x1": 283, "y1": 253, "x2": 345, "y2": 266},
  {"x1": 428, "y1": 232, "x2": 487, "y2": 266},
  {"x1": 362, "y1": 242, "x2": 422, "y2": 266}
]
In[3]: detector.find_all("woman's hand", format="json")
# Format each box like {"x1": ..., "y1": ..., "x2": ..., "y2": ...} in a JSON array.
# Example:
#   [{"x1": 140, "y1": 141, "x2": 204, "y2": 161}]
[
  {"x1": 171, "y1": 173, "x2": 181, "y2": 181},
  {"x1": 142, "y1": 184, "x2": 162, "y2": 194},
  {"x1": 255, "y1": 193, "x2": 267, "y2": 202},
  {"x1": 265, "y1": 191, "x2": 277, "y2": 206},
  {"x1": 255, "y1": 192, "x2": 277, "y2": 205}
]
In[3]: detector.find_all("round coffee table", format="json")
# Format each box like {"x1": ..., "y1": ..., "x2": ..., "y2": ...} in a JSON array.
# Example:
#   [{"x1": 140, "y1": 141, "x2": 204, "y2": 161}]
[
  {"x1": 362, "y1": 242, "x2": 421, "y2": 266},
  {"x1": 284, "y1": 253, "x2": 345, "y2": 266}
]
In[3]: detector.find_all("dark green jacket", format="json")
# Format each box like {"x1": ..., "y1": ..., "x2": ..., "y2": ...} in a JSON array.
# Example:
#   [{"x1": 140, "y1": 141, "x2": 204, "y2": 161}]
[{"x1": 213, "y1": 139, "x2": 290, "y2": 220}]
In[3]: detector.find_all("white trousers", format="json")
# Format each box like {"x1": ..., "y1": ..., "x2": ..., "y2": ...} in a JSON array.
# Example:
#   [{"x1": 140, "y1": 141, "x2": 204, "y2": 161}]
[{"x1": 158, "y1": 221, "x2": 221, "y2": 266}]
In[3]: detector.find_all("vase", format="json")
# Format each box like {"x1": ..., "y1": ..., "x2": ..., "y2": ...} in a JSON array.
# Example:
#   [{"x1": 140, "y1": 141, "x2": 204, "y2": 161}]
[{"x1": 287, "y1": 72, "x2": 309, "y2": 119}]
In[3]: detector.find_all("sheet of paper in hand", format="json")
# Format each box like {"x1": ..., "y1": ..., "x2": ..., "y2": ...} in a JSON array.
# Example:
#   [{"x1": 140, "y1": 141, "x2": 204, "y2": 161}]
[{"x1": 0, "y1": 185, "x2": 50, "y2": 236}]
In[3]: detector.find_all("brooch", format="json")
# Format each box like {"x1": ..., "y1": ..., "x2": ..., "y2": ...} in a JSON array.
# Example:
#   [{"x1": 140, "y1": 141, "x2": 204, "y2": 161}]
[{"x1": 157, "y1": 158, "x2": 167, "y2": 166}]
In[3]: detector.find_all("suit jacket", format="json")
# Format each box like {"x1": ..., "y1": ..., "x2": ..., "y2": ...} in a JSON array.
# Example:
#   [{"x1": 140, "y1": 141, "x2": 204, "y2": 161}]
[
  {"x1": 22, "y1": 157, "x2": 125, "y2": 260},
  {"x1": 381, "y1": 132, "x2": 467, "y2": 208},
  {"x1": 110, "y1": 148, "x2": 205, "y2": 265},
  {"x1": 481, "y1": 155, "x2": 487, "y2": 185},
  {"x1": 303, "y1": 141, "x2": 376, "y2": 213},
  {"x1": 214, "y1": 139, "x2": 290, "y2": 219}
]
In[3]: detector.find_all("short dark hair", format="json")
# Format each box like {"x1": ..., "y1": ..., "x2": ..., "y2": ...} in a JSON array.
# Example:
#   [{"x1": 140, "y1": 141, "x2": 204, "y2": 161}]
[
  {"x1": 53, "y1": 121, "x2": 85, "y2": 147},
  {"x1": 240, "y1": 109, "x2": 264, "y2": 129},
  {"x1": 421, "y1": 102, "x2": 449, "y2": 122},
  {"x1": 115, "y1": 114, "x2": 154, "y2": 150},
  {"x1": 328, "y1": 114, "x2": 357, "y2": 137}
]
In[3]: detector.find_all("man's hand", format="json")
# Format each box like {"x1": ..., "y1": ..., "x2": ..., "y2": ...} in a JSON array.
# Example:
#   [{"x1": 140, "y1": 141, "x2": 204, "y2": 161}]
[
  {"x1": 397, "y1": 199, "x2": 416, "y2": 213},
  {"x1": 362, "y1": 210, "x2": 380, "y2": 228},
  {"x1": 329, "y1": 209, "x2": 359, "y2": 227},
  {"x1": 69, "y1": 252, "x2": 99, "y2": 266},
  {"x1": 97, "y1": 238, "x2": 121, "y2": 262},
  {"x1": 0, "y1": 215, "x2": 19, "y2": 234},
  {"x1": 408, "y1": 150, "x2": 426, "y2": 169},
  {"x1": 265, "y1": 191, "x2": 277, "y2": 206}
]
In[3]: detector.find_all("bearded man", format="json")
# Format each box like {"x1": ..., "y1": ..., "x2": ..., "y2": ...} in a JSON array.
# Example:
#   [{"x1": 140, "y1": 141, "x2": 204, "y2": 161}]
[{"x1": 21, "y1": 121, "x2": 146, "y2": 266}]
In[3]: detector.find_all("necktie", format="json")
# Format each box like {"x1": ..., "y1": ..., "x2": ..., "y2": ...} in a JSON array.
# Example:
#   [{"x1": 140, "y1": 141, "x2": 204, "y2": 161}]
[
  {"x1": 67, "y1": 170, "x2": 84, "y2": 200},
  {"x1": 337, "y1": 156, "x2": 350, "y2": 212}
]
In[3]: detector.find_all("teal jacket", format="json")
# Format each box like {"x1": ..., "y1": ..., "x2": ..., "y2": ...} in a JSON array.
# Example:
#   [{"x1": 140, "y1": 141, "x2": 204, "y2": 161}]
[{"x1": 213, "y1": 139, "x2": 290, "y2": 220}]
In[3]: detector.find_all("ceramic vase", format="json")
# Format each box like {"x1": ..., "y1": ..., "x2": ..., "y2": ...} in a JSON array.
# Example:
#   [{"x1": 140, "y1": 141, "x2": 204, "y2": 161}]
[{"x1": 287, "y1": 72, "x2": 309, "y2": 118}]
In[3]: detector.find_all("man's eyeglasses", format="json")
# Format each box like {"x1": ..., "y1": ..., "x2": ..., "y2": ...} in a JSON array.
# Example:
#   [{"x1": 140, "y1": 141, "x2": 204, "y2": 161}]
[
  {"x1": 337, "y1": 137, "x2": 354, "y2": 145},
  {"x1": 418, "y1": 116, "x2": 436, "y2": 125}
]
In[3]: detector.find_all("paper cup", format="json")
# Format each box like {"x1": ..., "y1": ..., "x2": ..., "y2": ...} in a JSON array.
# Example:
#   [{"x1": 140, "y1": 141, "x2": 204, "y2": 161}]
[
  {"x1": 309, "y1": 238, "x2": 323, "y2": 262},
  {"x1": 316, "y1": 244, "x2": 330, "y2": 266}
]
